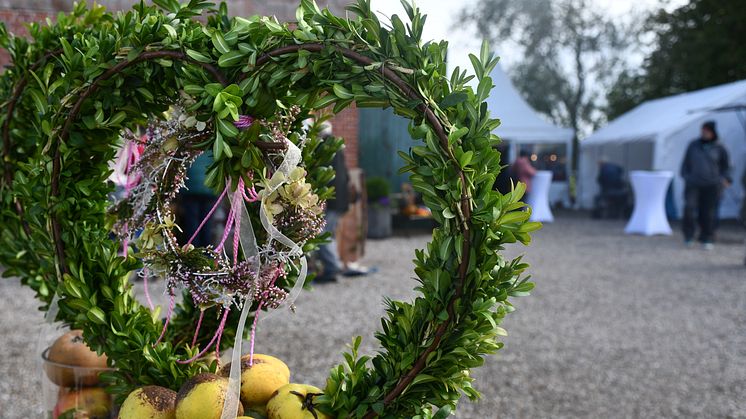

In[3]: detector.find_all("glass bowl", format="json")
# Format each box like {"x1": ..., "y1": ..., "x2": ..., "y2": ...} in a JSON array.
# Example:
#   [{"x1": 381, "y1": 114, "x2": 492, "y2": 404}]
[
  {"x1": 40, "y1": 348, "x2": 116, "y2": 419},
  {"x1": 41, "y1": 347, "x2": 113, "y2": 387}
]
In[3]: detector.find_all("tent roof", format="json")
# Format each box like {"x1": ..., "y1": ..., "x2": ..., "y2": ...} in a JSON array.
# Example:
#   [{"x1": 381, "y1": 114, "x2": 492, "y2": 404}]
[
  {"x1": 584, "y1": 79, "x2": 746, "y2": 145},
  {"x1": 486, "y1": 63, "x2": 574, "y2": 144}
]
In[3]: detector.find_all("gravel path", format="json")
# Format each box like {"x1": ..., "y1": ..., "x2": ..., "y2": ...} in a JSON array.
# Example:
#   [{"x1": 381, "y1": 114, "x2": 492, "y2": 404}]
[{"x1": 1, "y1": 214, "x2": 745, "y2": 418}]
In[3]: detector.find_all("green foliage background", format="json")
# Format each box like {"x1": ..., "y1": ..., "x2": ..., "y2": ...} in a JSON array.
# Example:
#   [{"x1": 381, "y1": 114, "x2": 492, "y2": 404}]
[
  {"x1": 606, "y1": 0, "x2": 746, "y2": 119},
  {"x1": 459, "y1": 0, "x2": 630, "y2": 171},
  {"x1": 0, "y1": 1, "x2": 538, "y2": 417},
  {"x1": 365, "y1": 176, "x2": 390, "y2": 202}
]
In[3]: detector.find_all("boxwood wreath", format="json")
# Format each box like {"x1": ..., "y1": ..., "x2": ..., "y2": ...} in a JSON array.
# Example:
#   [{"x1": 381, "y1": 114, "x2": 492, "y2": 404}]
[{"x1": 0, "y1": 1, "x2": 540, "y2": 417}]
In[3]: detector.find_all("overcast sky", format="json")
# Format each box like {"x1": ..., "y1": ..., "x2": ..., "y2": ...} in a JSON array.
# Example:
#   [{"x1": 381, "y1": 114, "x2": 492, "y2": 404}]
[{"x1": 368, "y1": 0, "x2": 689, "y2": 76}]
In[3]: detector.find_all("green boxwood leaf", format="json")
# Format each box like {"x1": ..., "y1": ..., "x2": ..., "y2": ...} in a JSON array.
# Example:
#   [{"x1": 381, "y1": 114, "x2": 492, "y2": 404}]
[
  {"x1": 218, "y1": 50, "x2": 245, "y2": 68},
  {"x1": 216, "y1": 117, "x2": 239, "y2": 138},
  {"x1": 87, "y1": 307, "x2": 107, "y2": 325},
  {"x1": 332, "y1": 84, "x2": 354, "y2": 99},
  {"x1": 186, "y1": 49, "x2": 213, "y2": 63},
  {"x1": 211, "y1": 32, "x2": 230, "y2": 54}
]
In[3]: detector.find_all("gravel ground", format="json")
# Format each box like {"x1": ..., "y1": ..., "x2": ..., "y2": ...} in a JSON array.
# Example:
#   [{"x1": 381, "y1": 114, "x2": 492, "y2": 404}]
[{"x1": 1, "y1": 214, "x2": 745, "y2": 418}]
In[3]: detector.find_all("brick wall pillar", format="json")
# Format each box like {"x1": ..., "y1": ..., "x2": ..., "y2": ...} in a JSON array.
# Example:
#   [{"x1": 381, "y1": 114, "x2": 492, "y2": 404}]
[{"x1": 332, "y1": 104, "x2": 359, "y2": 168}]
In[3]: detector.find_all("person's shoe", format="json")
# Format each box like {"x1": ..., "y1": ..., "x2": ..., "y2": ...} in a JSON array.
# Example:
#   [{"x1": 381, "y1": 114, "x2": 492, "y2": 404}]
[
  {"x1": 702, "y1": 242, "x2": 715, "y2": 251},
  {"x1": 684, "y1": 240, "x2": 695, "y2": 248},
  {"x1": 342, "y1": 262, "x2": 376, "y2": 277},
  {"x1": 314, "y1": 274, "x2": 338, "y2": 284}
]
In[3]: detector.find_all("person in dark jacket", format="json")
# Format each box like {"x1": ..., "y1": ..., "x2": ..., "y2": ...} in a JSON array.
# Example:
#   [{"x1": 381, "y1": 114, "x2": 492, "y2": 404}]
[
  {"x1": 594, "y1": 159, "x2": 628, "y2": 219},
  {"x1": 316, "y1": 123, "x2": 350, "y2": 283},
  {"x1": 680, "y1": 121, "x2": 732, "y2": 249},
  {"x1": 493, "y1": 144, "x2": 513, "y2": 195},
  {"x1": 178, "y1": 152, "x2": 218, "y2": 247}
]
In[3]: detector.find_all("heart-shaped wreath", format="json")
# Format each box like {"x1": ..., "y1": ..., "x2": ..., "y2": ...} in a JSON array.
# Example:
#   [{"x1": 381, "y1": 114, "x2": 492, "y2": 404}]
[{"x1": 0, "y1": 1, "x2": 539, "y2": 417}]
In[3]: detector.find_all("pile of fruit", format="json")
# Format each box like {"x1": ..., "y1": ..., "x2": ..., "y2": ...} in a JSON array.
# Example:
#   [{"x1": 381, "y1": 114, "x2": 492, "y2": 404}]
[
  {"x1": 44, "y1": 330, "x2": 113, "y2": 419},
  {"x1": 119, "y1": 353, "x2": 327, "y2": 419},
  {"x1": 45, "y1": 331, "x2": 325, "y2": 419}
]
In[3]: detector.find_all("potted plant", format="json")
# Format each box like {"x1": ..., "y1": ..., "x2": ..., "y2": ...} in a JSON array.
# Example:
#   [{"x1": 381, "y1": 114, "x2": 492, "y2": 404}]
[{"x1": 366, "y1": 176, "x2": 392, "y2": 238}]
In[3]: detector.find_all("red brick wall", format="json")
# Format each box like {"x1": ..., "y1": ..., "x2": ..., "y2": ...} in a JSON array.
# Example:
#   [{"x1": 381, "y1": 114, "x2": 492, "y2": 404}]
[
  {"x1": 334, "y1": 104, "x2": 359, "y2": 168},
  {"x1": 0, "y1": 9, "x2": 56, "y2": 67}
]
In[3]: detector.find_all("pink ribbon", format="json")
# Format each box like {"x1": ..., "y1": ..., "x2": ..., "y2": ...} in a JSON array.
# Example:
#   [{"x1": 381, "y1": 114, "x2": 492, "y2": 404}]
[{"x1": 176, "y1": 176, "x2": 260, "y2": 364}]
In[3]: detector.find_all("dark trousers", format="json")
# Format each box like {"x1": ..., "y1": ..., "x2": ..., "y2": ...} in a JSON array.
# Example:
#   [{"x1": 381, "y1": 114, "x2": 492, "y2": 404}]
[
  {"x1": 596, "y1": 189, "x2": 628, "y2": 219},
  {"x1": 682, "y1": 184, "x2": 720, "y2": 243},
  {"x1": 178, "y1": 194, "x2": 217, "y2": 248}
]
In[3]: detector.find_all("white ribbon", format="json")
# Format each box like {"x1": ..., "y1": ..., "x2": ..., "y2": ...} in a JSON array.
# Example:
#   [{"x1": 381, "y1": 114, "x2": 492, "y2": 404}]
[
  {"x1": 37, "y1": 293, "x2": 61, "y2": 357},
  {"x1": 44, "y1": 293, "x2": 60, "y2": 324},
  {"x1": 276, "y1": 139, "x2": 302, "y2": 178},
  {"x1": 37, "y1": 292, "x2": 62, "y2": 413},
  {"x1": 220, "y1": 139, "x2": 308, "y2": 418},
  {"x1": 221, "y1": 187, "x2": 259, "y2": 419},
  {"x1": 221, "y1": 295, "x2": 253, "y2": 419},
  {"x1": 257, "y1": 138, "x2": 308, "y2": 320}
]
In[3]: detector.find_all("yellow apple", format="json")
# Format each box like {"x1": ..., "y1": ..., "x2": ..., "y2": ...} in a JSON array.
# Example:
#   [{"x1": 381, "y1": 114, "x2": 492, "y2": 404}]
[
  {"x1": 175, "y1": 373, "x2": 229, "y2": 419},
  {"x1": 220, "y1": 354, "x2": 290, "y2": 408},
  {"x1": 118, "y1": 386, "x2": 176, "y2": 419},
  {"x1": 53, "y1": 387, "x2": 111, "y2": 419},
  {"x1": 266, "y1": 384, "x2": 330, "y2": 419}
]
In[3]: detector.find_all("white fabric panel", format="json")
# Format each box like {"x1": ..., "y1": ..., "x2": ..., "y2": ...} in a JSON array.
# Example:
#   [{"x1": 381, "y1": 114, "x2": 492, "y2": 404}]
[
  {"x1": 486, "y1": 63, "x2": 574, "y2": 144},
  {"x1": 585, "y1": 80, "x2": 746, "y2": 145},
  {"x1": 486, "y1": 64, "x2": 574, "y2": 206},
  {"x1": 577, "y1": 139, "x2": 656, "y2": 210}
]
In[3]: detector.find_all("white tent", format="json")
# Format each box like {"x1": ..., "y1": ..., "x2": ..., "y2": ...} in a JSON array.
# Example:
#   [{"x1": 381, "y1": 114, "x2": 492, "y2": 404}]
[
  {"x1": 486, "y1": 64, "x2": 575, "y2": 205},
  {"x1": 580, "y1": 80, "x2": 746, "y2": 219}
]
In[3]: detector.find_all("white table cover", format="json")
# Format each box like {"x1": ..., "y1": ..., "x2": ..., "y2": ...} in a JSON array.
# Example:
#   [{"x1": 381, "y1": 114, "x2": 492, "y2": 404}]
[
  {"x1": 528, "y1": 171, "x2": 554, "y2": 222},
  {"x1": 625, "y1": 170, "x2": 673, "y2": 236}
]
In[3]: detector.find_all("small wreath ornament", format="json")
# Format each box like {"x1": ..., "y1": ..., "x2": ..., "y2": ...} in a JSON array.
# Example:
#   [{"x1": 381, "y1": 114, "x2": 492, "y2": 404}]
[{"x1": 0, "y1": 1, "x2": 540, "y2": 418}]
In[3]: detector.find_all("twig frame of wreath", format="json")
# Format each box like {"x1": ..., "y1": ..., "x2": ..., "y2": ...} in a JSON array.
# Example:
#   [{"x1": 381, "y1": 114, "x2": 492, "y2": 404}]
[{"x1": 0, "y1": 1, "x2": 540, "y2": 417}]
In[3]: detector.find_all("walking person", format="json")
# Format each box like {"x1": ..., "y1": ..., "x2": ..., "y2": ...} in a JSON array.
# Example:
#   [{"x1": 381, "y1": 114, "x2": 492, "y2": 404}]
[
  {"x1": 680, "y1": 121, "x2": 732, "y2": 250},
  {"x1": 315, "y1": 123, "x2": 350, "y2": 283},
  {"x1": 512, "y1": 149, "x2": 537, "y2": 200}
]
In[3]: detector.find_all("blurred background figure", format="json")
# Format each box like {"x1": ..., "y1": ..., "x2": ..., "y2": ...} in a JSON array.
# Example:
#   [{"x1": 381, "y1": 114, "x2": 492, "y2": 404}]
[
  {"x1": 178, "y1": 152, "x2": 217, "y2": 248},
  {"x1": 512, "y1": 150, "x2": 537, "y2": 200},
  {"x1": 741, "y1": 169, "x2": 746, "y2": 265},
  {"x1": 315, "y1": 123, "x2": 349, "y2": 283},
  {"x1": 494, "y1": 143, "x2": 513, "y2": 195},
  {"x1": 680, "y1": 121, "x2": 732, "y2": 250},
  {"x1": 592, "y1": 158, "x2": 629, "y2": 219}
]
